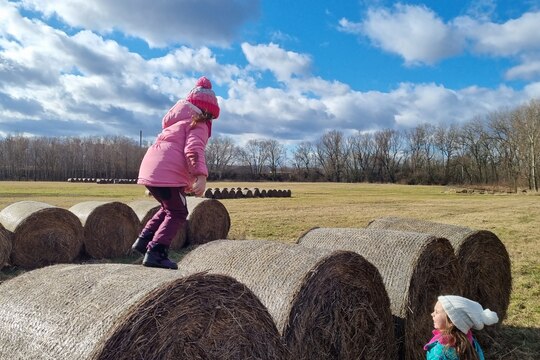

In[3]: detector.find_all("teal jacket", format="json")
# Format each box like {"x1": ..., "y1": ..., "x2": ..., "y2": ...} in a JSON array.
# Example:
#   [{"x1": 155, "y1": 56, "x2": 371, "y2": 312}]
[{"x1": 425, "y1": 337, "x2": 485, "y2": 360}]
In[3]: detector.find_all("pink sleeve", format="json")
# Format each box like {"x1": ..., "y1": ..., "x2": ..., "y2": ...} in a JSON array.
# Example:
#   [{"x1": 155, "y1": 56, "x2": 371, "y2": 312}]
[{"x1": 184, "y1": 122, "x2": 209, "y2": 177}]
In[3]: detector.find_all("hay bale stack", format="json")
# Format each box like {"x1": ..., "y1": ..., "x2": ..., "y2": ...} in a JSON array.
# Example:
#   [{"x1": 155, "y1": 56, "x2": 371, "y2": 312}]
[
  {"x1": 186, "y1": 198, "x2": 230, "y2": 246},
  {"x1": 0, "y1": 223, "x2": 11, "y2": 270},
  {"x1": 242, "y1": 188, "x2": 254, "y2": 198},
  {"x1": 69, "y1": 201, "x2": 139, "y2": 259},
  {"x1": 0, "y1": 263, "x2": 286, "y2": 360},
  {"x1": 212, "y1": 188, "x2": 222, "y2": 199},
  {"x1": 180, "y1": 239, "x2": 396, "y2": 360},
  {"x1": 0, "y1": 201, "x2": 83, "y2": 269},
  {"x1": 297, "y1": 228, "x2": 460, "y2": 360},
  {"x1": 126, "y1": 200, "x2": 187, "y2": 250},
  {"x1": 221, "y1": 188, "x2": 230, "y2": 199},
  {"x1": 228, "y1": 188, "x2": 238, "y2": 198},
  {"x1": 367, "y1": 216, "x2": 512, "y2": 322},
  {"x1": 203, "y1": 188, "x2": 213, "y2": 198}
]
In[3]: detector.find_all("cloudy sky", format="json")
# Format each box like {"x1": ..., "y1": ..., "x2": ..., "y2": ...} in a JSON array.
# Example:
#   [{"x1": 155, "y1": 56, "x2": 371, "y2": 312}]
[{"x1": 1, "y1": 0, "x2": 540, "y2": 145}]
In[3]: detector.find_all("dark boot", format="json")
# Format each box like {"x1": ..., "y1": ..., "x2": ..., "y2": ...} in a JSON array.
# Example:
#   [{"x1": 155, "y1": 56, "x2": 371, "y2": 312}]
[
  {"x1": 143, "y1": 243, "x2": 178, "y2": 270},
  {"x1": 132, "y1": 233, "x2": 153, "y2": 255}
]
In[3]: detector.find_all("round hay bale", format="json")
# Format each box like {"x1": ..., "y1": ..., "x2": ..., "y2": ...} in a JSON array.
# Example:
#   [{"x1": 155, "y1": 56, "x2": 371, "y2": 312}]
[
  {"x1": 228, "y1": 188, "x2": 238, "y2": 199},
  {"x1": 203, "y1": 188, "x2": 213, "y2": 198},
  {"x1": 179, "y1": 239, "x2": 396, "y2": 359},
  {"x1": 241, "y1": 188, "x2": 253, "y2": 198},
  {"x1": 367, "y1": 216, "x2": 512, "y2": 322},
  {"x1": 0, "y1": 263, "x2": 287, "y2": 360},
  {"x1": 221, "y1": 188, "x2": 230, "y2": 199},
  {"x1": 212, "y1": 188, "x2": 222, "y2": 199},
  {"x1": 126, "y1": 200, "x2": 187, "y2": 250},
  {"x1": 0, "y1": 223, "x2": 12, "y2": 270},
  {"x1": 297, "y1": 228, "x2": 460, "y2": 360},
  {"x1": 186, "y1": 198, "x2": 230, "y2": 246},
  {"x1": 251, "y1": 188, "x2": 261, "y2": 197},
  {"x1": 69, "y1": 201, "x2": 139, "y2": 259},
  {"x1": 0, "y1": 201, "x2": 83, "y2": 269},
  {"x1": 259, "y1": 189, "x2": 267, "y2": 197}
]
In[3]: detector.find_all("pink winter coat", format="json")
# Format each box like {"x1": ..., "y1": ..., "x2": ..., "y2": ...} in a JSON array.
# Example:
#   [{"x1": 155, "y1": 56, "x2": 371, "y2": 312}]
[{"x1": 138, "y1": 100, "x2": 210, "y2": 187}]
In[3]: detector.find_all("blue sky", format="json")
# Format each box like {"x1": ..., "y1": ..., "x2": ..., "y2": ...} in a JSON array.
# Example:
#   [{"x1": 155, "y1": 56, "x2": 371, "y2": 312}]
[{"x1": 1, "y1": 0, "x2": 540, "y2": 145}]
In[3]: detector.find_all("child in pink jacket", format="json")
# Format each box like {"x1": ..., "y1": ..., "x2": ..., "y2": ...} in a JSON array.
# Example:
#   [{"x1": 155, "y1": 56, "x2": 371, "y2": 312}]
[{"x1": 133, "y1": 76, "x2": 219, "y2": 269}]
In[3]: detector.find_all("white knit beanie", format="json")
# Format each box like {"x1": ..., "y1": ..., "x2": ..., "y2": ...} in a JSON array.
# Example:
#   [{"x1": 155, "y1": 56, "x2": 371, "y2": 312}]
[{"x1": 438, "y1": 295, "x2": 499, "y2": 334}]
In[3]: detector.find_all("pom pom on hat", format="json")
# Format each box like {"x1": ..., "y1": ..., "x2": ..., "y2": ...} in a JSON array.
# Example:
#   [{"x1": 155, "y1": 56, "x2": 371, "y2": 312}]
[
  {"x1": 438, "y1": 295, "x2": 499, "y2": 334},
  {"x1": 186, "y1": 76, "x2": 220, "y2": 119}
]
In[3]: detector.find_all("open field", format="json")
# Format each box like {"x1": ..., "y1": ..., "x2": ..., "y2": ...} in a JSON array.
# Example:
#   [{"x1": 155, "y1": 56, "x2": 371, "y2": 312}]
[{"x1": 0, "y1": 181, "x2": 538, "y2": 358}]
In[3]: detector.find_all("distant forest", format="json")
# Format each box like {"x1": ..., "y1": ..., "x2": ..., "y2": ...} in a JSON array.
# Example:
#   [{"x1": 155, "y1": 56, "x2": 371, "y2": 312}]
[{"x1": 1, "y1": 99, "x2": 539, "y2": 192}]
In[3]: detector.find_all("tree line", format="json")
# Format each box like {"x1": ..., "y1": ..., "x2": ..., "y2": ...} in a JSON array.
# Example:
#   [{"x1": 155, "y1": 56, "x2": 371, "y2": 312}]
[{"x1": 1, "y1": 99, "x2": 539, "y2": 191}]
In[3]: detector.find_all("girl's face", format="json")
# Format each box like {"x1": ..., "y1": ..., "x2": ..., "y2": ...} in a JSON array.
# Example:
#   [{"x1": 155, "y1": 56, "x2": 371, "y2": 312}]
[{"x1": 431, "y1": 301, "x2": 449, "y2": 330}]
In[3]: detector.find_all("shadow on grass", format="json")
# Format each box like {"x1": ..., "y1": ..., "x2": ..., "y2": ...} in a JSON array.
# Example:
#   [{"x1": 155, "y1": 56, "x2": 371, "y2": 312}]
[{"x1": 480, "y1": 325, "x2": 540, "y2": 360}]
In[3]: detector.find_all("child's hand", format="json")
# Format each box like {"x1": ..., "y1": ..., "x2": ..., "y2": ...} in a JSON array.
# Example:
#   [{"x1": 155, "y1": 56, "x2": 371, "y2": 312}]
[{"x1": 191, "y1": 176, "x2": 207, "y2": 197}]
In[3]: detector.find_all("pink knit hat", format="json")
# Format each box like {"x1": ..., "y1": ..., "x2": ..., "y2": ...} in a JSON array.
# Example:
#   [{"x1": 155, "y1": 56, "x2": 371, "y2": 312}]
[{"x1": 186, "y1": 76, "x2": 220, "y2": 119}]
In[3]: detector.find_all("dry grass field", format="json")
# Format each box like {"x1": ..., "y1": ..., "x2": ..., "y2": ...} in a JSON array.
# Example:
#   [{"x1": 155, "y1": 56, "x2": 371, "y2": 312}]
[{"x1": 0, "y1": 181, "x2": 538, "y2": 359}]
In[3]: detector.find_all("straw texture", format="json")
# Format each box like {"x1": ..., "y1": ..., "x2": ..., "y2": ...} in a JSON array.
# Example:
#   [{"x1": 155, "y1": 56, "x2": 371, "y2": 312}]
[
  {"x1": 186, "y1": 198, "x2": 230, "y2": 246},
  {"x1": 0, "y1": 201, "x2": 83, "y2": 269},
  {"x1": 0, "y1": 263, "x2": 286, "y2": 360},
  {"x1": 69, "y1": 201, "x2": 139, "y2": 259},
  {"x1": 126, "y1": 200, "x2": 186, "y2": 250},
  {"x1": 367, "y1": 216, "x2": 512, "y2": 322},
  {"x1": 297, "y1": 228, "x2": 460, "y2": 360},
  {"x1": 0, "y1": 222, "x2": 12, "y2": 269},
  {"x1": 180, "y1": 239, "x2": 396, "y2": 360}
]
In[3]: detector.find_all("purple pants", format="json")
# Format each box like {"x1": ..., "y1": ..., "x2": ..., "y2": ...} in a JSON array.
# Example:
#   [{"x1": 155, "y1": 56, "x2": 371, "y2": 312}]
[{"x1": 140, "y1": 186, "x2": 188, "y2": 247}]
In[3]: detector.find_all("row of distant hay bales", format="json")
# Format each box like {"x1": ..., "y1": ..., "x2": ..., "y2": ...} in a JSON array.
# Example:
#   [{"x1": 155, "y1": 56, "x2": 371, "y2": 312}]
[
  {"x1": 67, "y1": 178, "x2": 137, "y2": 184},
  {"x1": 204, "y1": 187, "x2": 292, "y2": 199},
  {"x1": 0, "y1": 198, "x2": 230, "y2": 269},
  {"x1": 0, "y1": 216, "x2": 511, "y2": 360}
]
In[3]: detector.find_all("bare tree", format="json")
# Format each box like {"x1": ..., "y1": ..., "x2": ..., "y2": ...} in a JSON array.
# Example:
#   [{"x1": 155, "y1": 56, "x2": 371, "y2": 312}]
[
  {"x1": 374, "y1": 129, "x2": 403, "y2": 183},
  {"x1": 292, "y1": 141, "x2": 316, "y2": 180},
  {"x1": 514, "y1": 100, "x2": 540, "y2": 191},
  {"x1": 488, "y1": 110, "x2": 522, "y2": 191},
  {"x1": 434, "y1": 123, "x2": 460, "y2": 184},
  {"x1": 264, "y1": 139, "x2": 287, "y2": 180},
  {"x1": 206, "y1": 136, "x2": 239, "y2": 180},
  {"x1": 239, "y1": 139, "x2": 269, "y2": 179},
  {"x1": 315, "y1": 130, "x2": 347, "y2": 182}
]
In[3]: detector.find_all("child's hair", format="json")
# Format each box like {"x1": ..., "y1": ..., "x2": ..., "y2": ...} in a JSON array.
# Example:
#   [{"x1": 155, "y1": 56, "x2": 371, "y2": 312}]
[
  {"x1": 442, "y1": 318, "x2": 479, "y2": 360},
  {"x1": 190, "y1": 111, "x2": 213, "y2": 128}
]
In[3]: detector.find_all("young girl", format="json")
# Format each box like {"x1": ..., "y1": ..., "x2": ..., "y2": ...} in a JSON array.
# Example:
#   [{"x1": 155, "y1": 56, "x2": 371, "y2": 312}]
[
  {"x1": 425, "y1": 295, "x2": 499, "y2": 360},
  {"x1": 132, "y1": 76, "x2": 220, "y2": 269}
]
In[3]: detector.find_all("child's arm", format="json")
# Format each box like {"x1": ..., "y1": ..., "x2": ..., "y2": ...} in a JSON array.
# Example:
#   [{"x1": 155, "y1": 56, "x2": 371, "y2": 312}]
[{"x1": 185, "y1": 122, "x2": 209, "y2": 195}]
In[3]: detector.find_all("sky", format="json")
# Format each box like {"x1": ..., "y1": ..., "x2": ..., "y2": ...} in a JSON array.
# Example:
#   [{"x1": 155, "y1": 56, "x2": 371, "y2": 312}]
[{"x1": 2, "y1": 0, "x2": 540, "y2": 146}]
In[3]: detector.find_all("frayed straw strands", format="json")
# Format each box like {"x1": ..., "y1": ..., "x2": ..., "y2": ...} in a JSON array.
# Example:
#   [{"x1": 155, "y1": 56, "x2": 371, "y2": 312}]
[
  {"x1": 179, "y1": 239, "x2": 396, "y2": 360},
  {"x1": 126, "y1": 200, "x2": 186, "y2": 250},
  {"x1": 297, "y1": 228, "x2": 461, "y2": 360},
  {"x1": 367, "y1": 216, "x2": 512, "y2": 322},
  {"x1": 0, "y1": 201, "x2": 83, "y2": 269},
  {"x1": 0, "y1": 263, "x2": 287, "y2": 360},
  {"x1": 69, "y1": 201, "x2": 139, "y2": 259},
  {"x1": 186, "y1": 198, "x2": 230, "y2": 246},
  {"x1": 0, "y1": 222, "x2": 11, "y2": 270}
]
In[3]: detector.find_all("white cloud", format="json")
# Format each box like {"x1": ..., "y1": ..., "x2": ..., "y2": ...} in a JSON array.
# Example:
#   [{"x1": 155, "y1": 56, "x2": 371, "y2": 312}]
[
  {"x1": 454, "y1": 12, "x2": 540, "y2": 56},
  {"x1": 345, "y1": 4, "x2": 464, "y2": 65},
  {"x1": 17, "y1": 0, "x2": 260, "y2": 47},
  {"x1": 0, "y1": 0, "x2": 536, "y2": 145},
  {"x1": 505, "y1": 57, "x2": 540, "y2": 80},
  {"x1": 241, "y1": 43, "x2": 312, "y2": 82}
]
